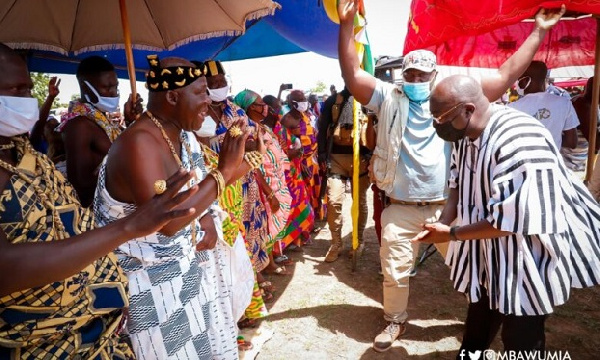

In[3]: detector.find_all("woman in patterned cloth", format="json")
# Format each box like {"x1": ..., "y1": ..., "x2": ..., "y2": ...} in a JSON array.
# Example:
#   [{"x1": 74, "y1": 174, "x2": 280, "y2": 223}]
[
  {"x1": 281, "y1": 90, "x2": 322, "y2": 241},
  {"x1": 234, "y1": 89, "x2": 293, "y2": 275},
  {"x1": 94, "y1": 56, "x2": 254, "y2": 360},
  {"x1": 263, "y1": 95, "x2": 315, "y2": 257},
  {"x1": 193, "y1": 118, "x2": 270, "y2": 341},
  {"x1": 203, "y1": 61, "x2": 273, "y2": 275}
]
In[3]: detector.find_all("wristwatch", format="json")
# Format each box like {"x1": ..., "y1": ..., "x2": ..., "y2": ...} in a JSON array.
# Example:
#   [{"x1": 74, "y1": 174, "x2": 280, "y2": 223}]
[{"x1": 449, "y1": 226, "x2": 460, "y2": 241}]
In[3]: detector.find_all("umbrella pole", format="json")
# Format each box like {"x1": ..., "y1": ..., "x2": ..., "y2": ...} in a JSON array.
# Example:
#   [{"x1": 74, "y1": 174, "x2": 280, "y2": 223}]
[
  {"x1": 586, "y1": 17, "x2": 600, "y2": 183},
  {"x1": 119, "y1": 0, "x2": 137, "y2": 104}
]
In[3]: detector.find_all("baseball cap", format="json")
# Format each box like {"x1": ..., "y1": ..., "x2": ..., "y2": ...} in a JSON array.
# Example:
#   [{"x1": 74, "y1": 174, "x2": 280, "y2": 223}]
[{"x1": 402, "y1": 50, "x2": 436, "y2": 73}]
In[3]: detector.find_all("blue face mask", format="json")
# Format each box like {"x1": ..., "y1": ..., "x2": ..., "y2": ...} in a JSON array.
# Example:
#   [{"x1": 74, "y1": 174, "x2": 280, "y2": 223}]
[{"x1": 403, "y1": 81, "x2": 431, "y2": 102}]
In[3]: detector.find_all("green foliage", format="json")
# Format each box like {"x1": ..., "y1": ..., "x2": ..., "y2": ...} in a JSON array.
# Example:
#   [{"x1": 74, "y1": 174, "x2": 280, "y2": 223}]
[
  {"x1": 30, "y1": 72, "x2": 68, "y2": 108},
  {"x1": 310, "y1": 80, "x2": 327, "y2": 94}
]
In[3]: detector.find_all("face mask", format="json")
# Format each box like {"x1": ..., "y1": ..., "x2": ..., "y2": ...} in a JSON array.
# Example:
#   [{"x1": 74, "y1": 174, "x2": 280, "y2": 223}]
[
  {"x1": 0, "y1": 96, "x2": 40, "y2": 137},
  {"x1": 403, "y1": 81, "x2": 431, "y2": 102},
  {"x1": 293, "y1": 101, "x2": 309, "y2": 112},
  {"x1": 434, "y1": 115, "x2": 471, "y2": 142},
  {"x1": 193, "y1": 115, "x2": 218, "y2": 137},
  {"x1": 516, "y1": 76, "x2": 531, "y2": 97},
  {"x1": 208, "y1": 85, "x2": 229, "y2": 102},
  {"x1": 83, "y1": 80, "x2": 120, "y2": 113}
]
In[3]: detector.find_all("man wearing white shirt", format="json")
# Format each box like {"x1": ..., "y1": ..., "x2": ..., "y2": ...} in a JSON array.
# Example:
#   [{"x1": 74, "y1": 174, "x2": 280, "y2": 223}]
[{"x1": 509, "y1": 61, "x2": 579, "y2": 150}]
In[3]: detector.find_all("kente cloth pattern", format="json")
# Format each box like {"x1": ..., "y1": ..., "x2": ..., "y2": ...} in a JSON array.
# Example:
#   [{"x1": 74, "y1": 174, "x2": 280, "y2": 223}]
[
  {"x1": 447, "y1": 105, "x2": 600, "y2": 316},
  {"x1": 0, "y1": 137, "x2": 133, "y2": 359},
  {"x1": 209, "y1": 100, "x2": 270, "y2": 272},
  {"x1": 202, "y1": 144, "x2": 268, "y2": 320},
  {"x1": 241, "y1": 171, "x2": 270, "y2": 272},
  {"x1": 93, "y1": 131, "x2": 238, "y2": 359},
  {"x1": 290, "y1": 112, "x2": 324, "y2": 221},
  {"x1": 58, "y1": 100, "x2": 122, "y2": 142},
  {"x1": 202, "y1": 144, "x2": 245, "y2": 244},
  {"x1": 273, "y1": 124, "x2": 314, "y2": 254},
  {"x1": 258, "y1": 126, "x2": 292, "y2": 251}
]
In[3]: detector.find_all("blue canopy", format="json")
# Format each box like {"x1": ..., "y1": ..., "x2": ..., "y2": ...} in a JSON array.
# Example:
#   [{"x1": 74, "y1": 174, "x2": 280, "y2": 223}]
[{"x1": 23, "y1": 0, "x2": 339, "y2": 78}]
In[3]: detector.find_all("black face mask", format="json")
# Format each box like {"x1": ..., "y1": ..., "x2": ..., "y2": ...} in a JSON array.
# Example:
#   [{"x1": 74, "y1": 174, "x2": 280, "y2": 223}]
[{"x1": 433, "y1": 114, "x2": 470, "y2": 142}]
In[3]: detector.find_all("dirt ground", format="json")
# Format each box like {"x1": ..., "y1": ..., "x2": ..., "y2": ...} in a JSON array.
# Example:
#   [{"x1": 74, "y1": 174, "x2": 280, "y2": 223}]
[{"x1": 251, "y1": 191, "x2": 600, "y2": 360}]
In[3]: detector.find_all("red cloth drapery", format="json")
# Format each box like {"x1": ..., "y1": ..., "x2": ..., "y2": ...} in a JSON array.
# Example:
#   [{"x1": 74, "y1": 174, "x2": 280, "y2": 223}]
[{"x1": 403, "y1": 0, "x2": 600, "y2": 69}]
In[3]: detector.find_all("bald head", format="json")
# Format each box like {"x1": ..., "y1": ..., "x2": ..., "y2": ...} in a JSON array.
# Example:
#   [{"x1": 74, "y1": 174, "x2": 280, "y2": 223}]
[
  {"x1": 431, "y1": 75, "x2": 484, "y2": 109},
  {"x1": 289, "y1": 90, "x2": 305, "y2": 102}
]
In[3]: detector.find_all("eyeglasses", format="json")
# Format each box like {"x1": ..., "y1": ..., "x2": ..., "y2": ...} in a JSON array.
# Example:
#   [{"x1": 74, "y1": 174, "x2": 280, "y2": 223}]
[{"x1": 432, "y1": 102, "x2": 464, "y2": 124}]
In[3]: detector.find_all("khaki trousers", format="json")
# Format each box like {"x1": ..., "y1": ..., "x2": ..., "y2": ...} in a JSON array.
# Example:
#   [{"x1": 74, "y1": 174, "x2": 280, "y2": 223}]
[
  {"x1": 380, "y1": 203, "x2": 448, "y2": 323},
  {"x1": 326, "y1": 153, "x2": 369, "y2": 247}
]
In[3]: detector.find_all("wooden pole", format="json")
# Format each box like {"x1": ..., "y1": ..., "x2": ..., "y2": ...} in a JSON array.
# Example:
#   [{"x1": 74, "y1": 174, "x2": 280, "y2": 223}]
[
  {"x1": 119, "y1": 0, "x2": 137, "y2": 104},
  {"x1": 586, "y1": 17, "x2": 600, "y2": 182}
]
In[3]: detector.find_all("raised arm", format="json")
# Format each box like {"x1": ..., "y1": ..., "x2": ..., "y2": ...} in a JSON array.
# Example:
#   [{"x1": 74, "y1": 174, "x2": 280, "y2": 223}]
[
  {"x1": 480, "y1": 5, "x2": 566, "y2": 102},
  {"x1": 0, "y1": 170, "x2": 196, "y2": 297},
  {"x1": 337, "y1": 0, "x2": 376, "y2": 105},
  {"x1": 30, "y1": 77, "x2": 60, "y2": 148}
]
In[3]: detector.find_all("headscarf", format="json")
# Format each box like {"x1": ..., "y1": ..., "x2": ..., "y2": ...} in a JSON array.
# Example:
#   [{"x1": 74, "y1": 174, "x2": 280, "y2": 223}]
[{"x1": 233, "y1": 89, "x2": 259, "y2": 112}]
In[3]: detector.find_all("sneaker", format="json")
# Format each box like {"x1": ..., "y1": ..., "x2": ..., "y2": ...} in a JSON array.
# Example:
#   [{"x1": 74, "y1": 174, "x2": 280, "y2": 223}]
[{"x1": 373, "y1": 321, "x2": 406, "y2": 352}]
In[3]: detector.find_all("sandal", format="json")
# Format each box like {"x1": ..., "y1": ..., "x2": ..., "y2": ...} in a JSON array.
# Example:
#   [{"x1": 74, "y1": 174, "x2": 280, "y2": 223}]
[
  {"x1": 259, "y1": 281, "x2": 274, "y2": 292},
  {"x1": 261, "y1": 289, "x2": 274, "y2": 303},
  {"x1": 274, "y1": 255, "x2": 294, "y2": 266},
  {"x1": 265, "y1": 266, "x2": 288, "y2": 276},
  {"x1": 238, "y1": 318, "x2": 257, "y2": 329},
  {"x1": 237, "y1": 336, "x2": 253, "y2": 351}
]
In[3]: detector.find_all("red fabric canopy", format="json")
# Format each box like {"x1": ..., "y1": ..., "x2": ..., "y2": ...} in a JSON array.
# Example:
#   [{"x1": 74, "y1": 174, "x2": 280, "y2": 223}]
[
  {"x1": 554, "y1": 79, "x2": 588, "y2": 87},
  {"x1": 403, "y1": 0, "x2": 600, "y2": 69}
]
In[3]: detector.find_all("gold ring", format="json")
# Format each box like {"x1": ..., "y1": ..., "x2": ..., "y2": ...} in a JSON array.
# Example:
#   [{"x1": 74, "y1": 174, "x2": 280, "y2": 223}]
[
  {"x1": 229, "y1": 126, "x2": 242, "y2": 138},
  {"x1": 154, "y1": 180, "x2": 167, "y2": 195}
]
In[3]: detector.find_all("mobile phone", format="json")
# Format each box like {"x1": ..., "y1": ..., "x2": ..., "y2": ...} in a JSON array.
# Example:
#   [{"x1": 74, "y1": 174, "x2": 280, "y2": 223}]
[{"x1": 285, "y1": 83, "x2": 293, "y2": 90}]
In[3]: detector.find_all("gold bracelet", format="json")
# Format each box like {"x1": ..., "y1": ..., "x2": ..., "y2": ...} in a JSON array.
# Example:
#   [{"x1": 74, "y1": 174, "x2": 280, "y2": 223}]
[{"x1": 208, "y1": 169, "x2": 225, "y2": 197}]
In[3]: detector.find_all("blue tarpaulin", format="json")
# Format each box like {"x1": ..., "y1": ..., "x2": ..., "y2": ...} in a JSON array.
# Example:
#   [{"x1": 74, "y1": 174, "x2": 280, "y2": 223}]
[{"x1": 23, "y1": 0, "x2": 339, "y2": 78}]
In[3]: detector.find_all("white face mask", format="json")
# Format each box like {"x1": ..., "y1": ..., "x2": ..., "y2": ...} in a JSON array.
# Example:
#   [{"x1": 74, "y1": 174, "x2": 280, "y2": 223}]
[
  {"x1": 515, "y1": 76, "x2": 531, "y2": 97},
  {"x1": 0, "y1": 96, "x2": 40, "y2": 137},
  {"x1": 83, "y1": 80, "x2": 120, "y2": 113},
  {"x1": 294, "y1": 101, "x2": 309, "y2": 112},
  {"x1": 193, "y1": 115, "x2": 218, "y2": 137},
  {"x1": 208, "y1": 85, "x2": 229, "y2": 102}
]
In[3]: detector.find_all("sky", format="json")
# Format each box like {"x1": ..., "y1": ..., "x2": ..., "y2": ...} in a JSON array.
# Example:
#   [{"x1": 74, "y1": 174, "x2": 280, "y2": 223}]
[{"x1": 47, "y1": 0, "x2": 411, "y2": 109}]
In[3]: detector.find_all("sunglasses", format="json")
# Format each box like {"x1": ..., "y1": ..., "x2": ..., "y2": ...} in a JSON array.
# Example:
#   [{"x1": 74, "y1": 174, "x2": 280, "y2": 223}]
[{"x1": 432, "y1": 102, "x2": 465, "y2": 124}]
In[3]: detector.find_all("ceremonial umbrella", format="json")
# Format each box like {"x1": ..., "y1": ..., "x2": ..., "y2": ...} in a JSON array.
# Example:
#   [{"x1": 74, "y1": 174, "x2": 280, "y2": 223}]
[
  {"x1": 0, "y1": 0, "x2": 280, "y2": 100},
  {"x1": 404, "y1": 0, "x2": 600, "y2": 181}
]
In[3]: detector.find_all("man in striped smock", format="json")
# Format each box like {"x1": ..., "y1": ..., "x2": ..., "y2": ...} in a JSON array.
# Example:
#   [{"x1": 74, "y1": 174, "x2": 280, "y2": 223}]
[
  {"x1": 336, "y1": 0, "x2": 567, "y2": 352},
  {"x1": 414, "y1": 75, "x2": 600, "y2": 356}
]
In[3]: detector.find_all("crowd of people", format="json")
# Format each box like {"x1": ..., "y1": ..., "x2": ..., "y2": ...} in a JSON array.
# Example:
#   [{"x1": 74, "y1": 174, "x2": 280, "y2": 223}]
[
  {"x1": 0, "y1": 44, "x2": 336, "y2": 358},
  {"x1": 1, "y1": 1, "x2": 600, "y2": 359}
]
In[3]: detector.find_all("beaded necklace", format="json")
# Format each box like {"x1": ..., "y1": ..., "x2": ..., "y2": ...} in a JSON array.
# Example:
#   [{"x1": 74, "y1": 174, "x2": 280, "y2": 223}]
[
  {"x1": 0, "y1": 137, "x2": 67, "y2": 239},
  {"x1": 146, "y1": 111, "x2": 198, "y2": 246}
]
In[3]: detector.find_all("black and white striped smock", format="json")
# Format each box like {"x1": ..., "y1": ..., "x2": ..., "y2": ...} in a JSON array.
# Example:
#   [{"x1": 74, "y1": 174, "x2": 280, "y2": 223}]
[{"x1": 446, "y1": 104, "x2": 600, "y2": 316}]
